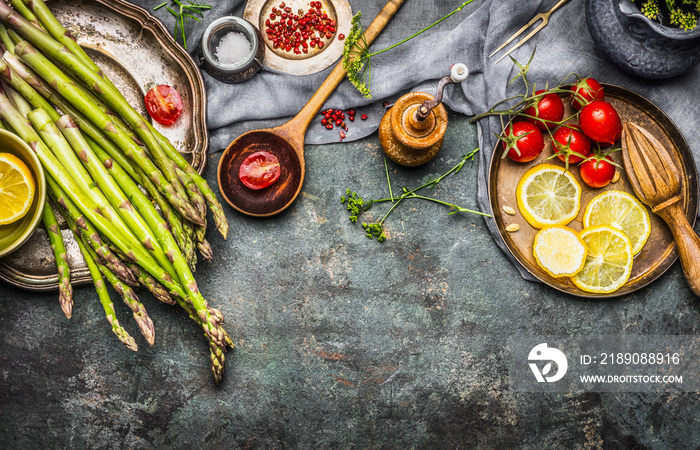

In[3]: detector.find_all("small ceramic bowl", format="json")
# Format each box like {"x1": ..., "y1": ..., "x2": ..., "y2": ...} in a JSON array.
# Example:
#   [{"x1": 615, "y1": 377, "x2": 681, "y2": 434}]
[
  {"x1": 0, "y1": 129, "x2": 46, "y2": 258},
  {"x1": 199, "y1": 16, "x2": 265, "y2": 84}
]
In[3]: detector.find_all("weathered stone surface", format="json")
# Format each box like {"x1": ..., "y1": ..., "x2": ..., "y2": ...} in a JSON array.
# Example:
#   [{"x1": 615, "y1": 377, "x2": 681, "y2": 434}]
[{"x1": 1, "y1": 114, "x2": 699, "y2": 448}]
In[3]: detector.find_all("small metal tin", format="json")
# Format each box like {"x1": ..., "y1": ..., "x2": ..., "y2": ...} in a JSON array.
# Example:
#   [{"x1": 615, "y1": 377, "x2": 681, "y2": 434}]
[{"x1": 199, "y1": 16, "x2": 265, "y2": 84}]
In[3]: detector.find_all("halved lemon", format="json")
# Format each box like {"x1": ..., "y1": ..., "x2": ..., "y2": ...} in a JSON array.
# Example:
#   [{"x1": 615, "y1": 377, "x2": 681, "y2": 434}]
[
  {"x1": 516, "y1": 164, "x2": 581, "y2": 229},
  {"x1": 533, "y1": 225, "x2": 587, "y2": 278},
  {"x1": 0, "y1": 152, "x2": 35, "y2": 225},
  {"x1": 583, "y1": 190, "x2": 650, "y2": 255},
  {"x1": 571, "y1": 225, "x2": 633, "y2": 294}
]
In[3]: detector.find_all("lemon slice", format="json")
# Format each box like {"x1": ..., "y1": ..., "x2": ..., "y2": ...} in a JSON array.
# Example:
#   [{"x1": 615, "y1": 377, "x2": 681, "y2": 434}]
[
  {"x1": 583, "y1": 190, "x2": 650, "y2": 255},
  {"x1": 0, "y1": 152, "x2": 35, "y2": 225},
  {"x1": 533, "y1": 225, "x2": 587, "y2": 277},
  {"x1": 571, "y1": 225, "x2": 633, "y2": 294},
  {"x1": 516, "y1": 164, "x2": 581, "y2": 229}
]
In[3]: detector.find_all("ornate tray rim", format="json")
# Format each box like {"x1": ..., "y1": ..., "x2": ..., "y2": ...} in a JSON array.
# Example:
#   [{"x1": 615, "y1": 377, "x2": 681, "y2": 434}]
[
  {"x1": 488, "y1": 84, "x2": 699, "y2": 299},
  {"x1": 0, "y1": 0, "x2": 209, "y2": 292}
]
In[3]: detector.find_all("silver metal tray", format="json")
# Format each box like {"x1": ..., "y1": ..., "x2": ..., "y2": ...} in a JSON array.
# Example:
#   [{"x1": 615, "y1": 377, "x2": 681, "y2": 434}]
[{"x1": 0, "y1": 0, "x2": 208, "y2": 291}]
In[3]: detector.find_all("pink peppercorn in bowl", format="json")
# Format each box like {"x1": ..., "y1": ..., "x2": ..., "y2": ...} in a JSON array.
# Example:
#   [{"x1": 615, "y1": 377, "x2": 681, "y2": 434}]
[
  {"x1": 242, "y1": 0, "x2": 353, "y2": 76},
  {"x1": 198, "y1": 16, "x2": 265, "y2": 84}
]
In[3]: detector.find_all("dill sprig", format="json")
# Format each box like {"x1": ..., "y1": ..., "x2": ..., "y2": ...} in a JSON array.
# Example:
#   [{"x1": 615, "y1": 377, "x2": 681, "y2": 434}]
[
  {"x1": 341, "y1": 149, "x2": 491, "y2": 242},
  {"x1": 342, "y1": 0, "x2": 476, "y2": 98},
  {"x1": 154, "y1": 1, "x2": 212, "y2": 50}
]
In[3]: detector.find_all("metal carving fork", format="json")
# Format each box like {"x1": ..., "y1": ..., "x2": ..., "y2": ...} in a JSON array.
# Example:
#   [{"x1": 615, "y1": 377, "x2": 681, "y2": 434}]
[{"x1": 489, "y1": 0, "x2": 571, "y2": 64}]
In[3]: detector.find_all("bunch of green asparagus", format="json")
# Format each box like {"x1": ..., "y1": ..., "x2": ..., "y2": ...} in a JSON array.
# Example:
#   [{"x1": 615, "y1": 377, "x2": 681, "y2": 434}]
[{"x1": 0, "y1": 0, "x2": 231, "y2": 385}]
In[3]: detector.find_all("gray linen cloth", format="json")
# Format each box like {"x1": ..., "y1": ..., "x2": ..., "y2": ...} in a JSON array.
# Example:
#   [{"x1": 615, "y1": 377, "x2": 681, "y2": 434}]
[{"x1": 138, "y1": 0, "x2": 700, "y2": 280}]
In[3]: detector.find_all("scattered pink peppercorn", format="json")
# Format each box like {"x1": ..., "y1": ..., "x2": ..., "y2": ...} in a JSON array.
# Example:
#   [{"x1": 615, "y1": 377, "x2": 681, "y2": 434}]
[{"x1": 318, "y1": 108, "x2": 368, "y2": 136}]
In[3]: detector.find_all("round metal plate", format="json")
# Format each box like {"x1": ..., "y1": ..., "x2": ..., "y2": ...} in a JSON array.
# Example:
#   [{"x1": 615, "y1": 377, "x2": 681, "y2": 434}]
[
  {"x1": 243, "y1": 0, "x2": 352, "y2": 76},
  {"x1": 0, "y1": 0, "x2": 209, "y2": 291},
  {"x1": 488, "y1": 84, "x2": 698, "y2": 298}
]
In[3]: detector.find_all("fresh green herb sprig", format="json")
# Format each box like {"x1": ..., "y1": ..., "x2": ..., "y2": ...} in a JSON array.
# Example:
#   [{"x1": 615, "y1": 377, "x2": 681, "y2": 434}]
[
  {"x1": 154, "y1": 1, "x2": 212, "y2": 50},
  {"x1": 340, "y1": 149, "x2": 491, "y2": 242},
  {"x1": 342, "y1": 0, "x2": 476, "y2": 98}
]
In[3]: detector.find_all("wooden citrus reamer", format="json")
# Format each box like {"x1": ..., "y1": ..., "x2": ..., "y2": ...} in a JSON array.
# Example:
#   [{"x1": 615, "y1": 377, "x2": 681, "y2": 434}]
[
  {"x1": 218, "y1": 0, "x2": 407, "y2": 217},
  {"x1": 621, "y1": 122, "x2": 700, "y2": 296}
]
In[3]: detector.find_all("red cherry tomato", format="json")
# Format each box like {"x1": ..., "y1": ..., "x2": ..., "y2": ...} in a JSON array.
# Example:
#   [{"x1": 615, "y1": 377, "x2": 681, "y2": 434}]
[
  {"x1": 570, "y1": 77, "x2": 605, "y2": 110},
  {"x1": 501, "y1": 121, "x2": 544, "y2": 163},
  {"x1": 552, "y1": 125, "x2": 592, "y2": 164},
  {"x1": 239, "y1": 151, "x2": 281, "y2": 190},
  {"x1": 579, "y1": 100, "x2": 622, "y2": 145},
  {"x1": 144, "y1": 85, "x2": 183, "y2": 125},
  {"x1": 523, "y1": 90, "x2": 565, "y2": 130},
  {"x1": 579, "y1": 156, "x2": 616, "y2": 188}
]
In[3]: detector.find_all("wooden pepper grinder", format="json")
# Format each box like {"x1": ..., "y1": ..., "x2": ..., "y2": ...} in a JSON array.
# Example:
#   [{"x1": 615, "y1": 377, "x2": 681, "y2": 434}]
[{"x1": 379, "y1": 64, "x2": 469, "y2": 166}]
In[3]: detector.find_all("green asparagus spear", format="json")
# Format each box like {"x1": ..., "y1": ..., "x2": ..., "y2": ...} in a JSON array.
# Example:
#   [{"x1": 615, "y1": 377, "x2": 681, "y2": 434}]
[
  {"x1": 41, "y1": 200, "x2": 72, "y2": 318},
  {"x1": 0, "y1": 8, "x2": 201, "y2": 225},
  {"x1": 6, "y1": 39, "x2": 204, "y2": 227},
  {"x1": 27, "y1": 109, "x2": 144, "y2": 249},
  {"x1": 0, "y1": 52, "x2": 144, "y2": 183},
  {"x1": 195, "y1": 224, "x2": 213, "y2": 262},
  {"x1": 73, "y1": 227, "x2": 138, "y2": 352},
  {"x1": 152, "y1": 129, "x2": 229, "y2": 239},
  {"x1": 17, "y1": 0, "x2": 94, "y2": 69},
  {"x1": 0, "y1": 23, "x2": 14, "y2": 53},
  {"x1": 53, "y1": 112, "x2": 180, "y2": 281},
  {"x1": 8, "y1": 0, "x2": 42, "y2": 31},
  {"x1": 0, "y1": 89, "x2": 186, "y2": 304},
  {"x1": 46, "y1": 175, "x2": 139, "y2": 287},
  {"x1": 126, "y1": 262, "x2": 175, "y2": 306},
  {"x1": 78, "y1": 230, "x2": 156, "y2": 346},
  {"x1": 182, "y1": 219, "x2": 197, "y2": 271},
  {"x1": 174, "y1": 295, "x2": 227, "y2": 386}
]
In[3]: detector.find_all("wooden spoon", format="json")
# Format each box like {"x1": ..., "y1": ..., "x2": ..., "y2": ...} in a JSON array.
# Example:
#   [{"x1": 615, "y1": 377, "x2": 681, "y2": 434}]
[
  {"x1": 217, "y1": 0, "x2": 407, "y2": 217},
  {"x1": 621, "y1": 122, "x2": 700, "y2": 296}
]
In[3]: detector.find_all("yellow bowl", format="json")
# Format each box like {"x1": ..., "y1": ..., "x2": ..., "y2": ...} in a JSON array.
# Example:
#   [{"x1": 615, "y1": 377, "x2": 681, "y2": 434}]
[{"x1": 0, "y1": 129, "x2": 46, "y2": 258}]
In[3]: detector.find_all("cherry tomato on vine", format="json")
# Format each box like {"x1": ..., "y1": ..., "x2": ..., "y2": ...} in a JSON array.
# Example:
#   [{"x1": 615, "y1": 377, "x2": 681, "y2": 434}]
[
  {"x1": 239, "y1": 151, "x2": 281, "y2": 190},
  {"x1": 579, "y1": 100, "x2": 622, "y2": 145},
  {"x1": 579, "y1": 156, "x2": 616, "y2": 188},
  {"x1": 570, "y1": 77, "x2": 605, "y2": 110},
  {"x1": 552, "y1": 125, "x2": 592, "y2": 164},
  {"x1": 523, "y1": 90, "x2": 565, "y2": 130},
  {"x1": 144, "y1": 85, "x2": 183, "y2": 125},
  {"x1": 501, "y1": 121, "x2": 544, "y2": 163}
]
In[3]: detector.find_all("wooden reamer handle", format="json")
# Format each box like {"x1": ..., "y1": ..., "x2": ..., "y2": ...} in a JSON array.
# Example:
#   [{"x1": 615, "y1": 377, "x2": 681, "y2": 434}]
[{"x1": 657, "y1": 202, "x2": 700, "y2": 297}]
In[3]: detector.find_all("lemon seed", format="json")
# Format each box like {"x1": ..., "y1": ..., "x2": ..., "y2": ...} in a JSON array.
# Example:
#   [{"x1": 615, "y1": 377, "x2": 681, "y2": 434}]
[
  {"x1": 612, "y1": 171, "x2": 621, "y2": 183},
  {"x1": 503, "y1": 205, "x2": 516, "y2": 215},
  {"x1": 506, "y1": 224, "x2": 520, "y2": 232}
]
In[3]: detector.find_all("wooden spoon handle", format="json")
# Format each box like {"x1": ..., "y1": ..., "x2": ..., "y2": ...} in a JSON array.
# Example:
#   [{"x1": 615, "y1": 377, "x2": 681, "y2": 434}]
[
  {"x1": 657, "y1": 203, "x2": 700, "y2": 297},
  {"x1": 281, "y1": 0, "x2": 407, "y2": 143}
]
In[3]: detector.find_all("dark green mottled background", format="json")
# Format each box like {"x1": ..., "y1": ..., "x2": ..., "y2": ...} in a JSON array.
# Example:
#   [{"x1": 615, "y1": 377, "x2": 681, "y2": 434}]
[{"x1": 2, "y1": 112, "x2": 700, "y2": 448}]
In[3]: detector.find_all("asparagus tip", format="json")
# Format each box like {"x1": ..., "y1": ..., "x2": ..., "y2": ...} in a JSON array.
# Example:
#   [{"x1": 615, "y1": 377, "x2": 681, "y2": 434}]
[
  {"x1": 197, "y1": 239, "x2": 213, "y2": 262},
  {"x1": 134, "y1": 312, "x2": 155, "y2": 346},
  {"x1": 59, "y1": 286, "x2": 73, "y2": 319}
]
